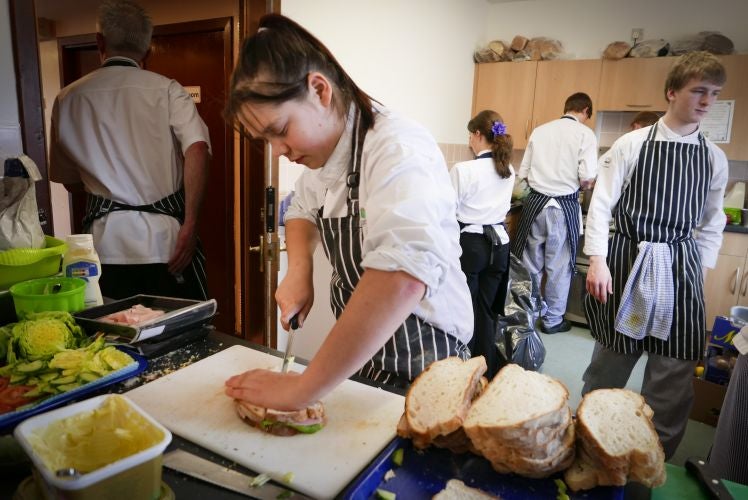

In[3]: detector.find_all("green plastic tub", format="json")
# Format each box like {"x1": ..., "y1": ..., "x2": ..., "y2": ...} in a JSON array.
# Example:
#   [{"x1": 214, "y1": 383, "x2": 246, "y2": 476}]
[
  {"x1": 0, "y1": 236, "x2": 67, "y2": 291},
  {"x1": 9, "y1": 277, "x2": 86, "y2": 319}
]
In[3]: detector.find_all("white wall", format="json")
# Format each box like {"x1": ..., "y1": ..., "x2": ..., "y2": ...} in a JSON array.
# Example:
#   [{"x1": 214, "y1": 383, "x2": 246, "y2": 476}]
[
  {"x1": 283, "y1": 0, "x2": 484, "y2": 144},
  {"x1": 0, "y1": 0, "x2": 22, "y2": 156},
  {"x1": 481, "y1": 0, "x2": 748, "y2": 60}
]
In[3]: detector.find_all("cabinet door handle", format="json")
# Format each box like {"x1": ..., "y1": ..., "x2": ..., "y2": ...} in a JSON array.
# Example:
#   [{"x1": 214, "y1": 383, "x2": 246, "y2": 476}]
[
  {"x1": 741, "y1": 268, "x2": 748, "y2": 296},
  {"x1": 626, "y1": 104, "x2": 652, "y2": 108},
  {"x1": 525, "y1": 119, "x2": 530, "y2": 140},
  {"x1": 731, "y1": 267, "x2": 741, "y2": 294}
]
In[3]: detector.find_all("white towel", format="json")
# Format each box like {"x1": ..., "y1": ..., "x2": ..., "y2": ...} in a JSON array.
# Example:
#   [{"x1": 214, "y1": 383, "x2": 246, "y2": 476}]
[{"x1": 615, "y1": 241, "x2": 674, "y2": 341}]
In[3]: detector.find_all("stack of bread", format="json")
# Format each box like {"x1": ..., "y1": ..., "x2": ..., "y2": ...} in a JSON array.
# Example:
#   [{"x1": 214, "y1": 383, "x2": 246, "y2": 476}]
[
  {"x1": 564, "y1": 389, "x2": 666, "y2": 491},
  {"x1": 397, "y1": 356, "x2": 487, "y2": 454},
  {"x1": 463, "y1": 364, "x2": 575, "y2": 478}
]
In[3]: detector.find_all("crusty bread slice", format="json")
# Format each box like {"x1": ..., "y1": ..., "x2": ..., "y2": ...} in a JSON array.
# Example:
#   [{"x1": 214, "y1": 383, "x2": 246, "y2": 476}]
[
  {"x1": 403, "y1": 356, "x2": 487, "y2": 446},
  {"x1": 485, "y1": 407, "x2": 572, "y2": 449},
  {"x1": 576, "y1": 389, "x2": 664, "y2": 469},
  {"x1": 432, "y1": 479, "x2": 498, "y2": 499},
  {"x1": 564, "y1": 443, "x2": 628, "y2": 491},
  {"x1": 575, "y1": 389, "x2": 665, "y2": 487},
  {"x1": 463, "y1": 364, "x2": 570, "y2": 444}
]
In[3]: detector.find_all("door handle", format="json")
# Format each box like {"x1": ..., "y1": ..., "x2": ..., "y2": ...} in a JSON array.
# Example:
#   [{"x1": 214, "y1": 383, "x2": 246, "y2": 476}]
[{"x1": 249, "y1": 235, "x2": 265, "y2": 273}]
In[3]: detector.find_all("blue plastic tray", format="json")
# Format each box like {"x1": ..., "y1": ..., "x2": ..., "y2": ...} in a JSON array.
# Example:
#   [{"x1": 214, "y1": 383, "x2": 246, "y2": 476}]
[
  {"x1": 341, "y1": 437, "x2": 624, "y2": 500},
  {"x1": 0, "y1": 347, "x2": 147, "y2": 433}
]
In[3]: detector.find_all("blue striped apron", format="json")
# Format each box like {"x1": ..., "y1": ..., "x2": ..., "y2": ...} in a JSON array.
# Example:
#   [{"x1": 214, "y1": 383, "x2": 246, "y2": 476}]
[
  {"x1": 316, "y1": 112, "x2": 468, "y2": 388},
  {"x1": 584, "y1": 123, "x2": 711, "y2": 360},
  {"x1": 511, "y1": 189, "x2": 580, "y2": 273},
  {"x1": 83, "y1": 189, "x2": 208, "y2": 300}
]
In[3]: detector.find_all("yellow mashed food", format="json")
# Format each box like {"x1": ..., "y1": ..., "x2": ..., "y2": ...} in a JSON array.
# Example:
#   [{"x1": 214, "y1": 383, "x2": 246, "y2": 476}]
[{"x1": 28, "y1": 395, "x2": 164, "y2": 474}]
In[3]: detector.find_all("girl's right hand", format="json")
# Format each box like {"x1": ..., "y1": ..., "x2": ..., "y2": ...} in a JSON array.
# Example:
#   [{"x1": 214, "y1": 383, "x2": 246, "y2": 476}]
[
  {"x1": 586, "y1": 256, "x2": 613, "y2": 304},
  {"x1": 276, "y1": 271, "x2": 314, "y2": 330}
]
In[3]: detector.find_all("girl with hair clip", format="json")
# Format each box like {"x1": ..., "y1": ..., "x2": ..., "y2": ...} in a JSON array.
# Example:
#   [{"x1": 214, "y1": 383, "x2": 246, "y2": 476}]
[
  {"x1": 450, "y1": 111, "x2": 515, "y2": 379},
  {"x1": 224, "y1": 14, "x2": 473, "y2": 410}
]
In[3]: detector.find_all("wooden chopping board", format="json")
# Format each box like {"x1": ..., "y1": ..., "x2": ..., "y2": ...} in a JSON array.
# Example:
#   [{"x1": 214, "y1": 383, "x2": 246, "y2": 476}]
[{"x1": 124, "y1": 345, "x2": 404, "y2": 499}]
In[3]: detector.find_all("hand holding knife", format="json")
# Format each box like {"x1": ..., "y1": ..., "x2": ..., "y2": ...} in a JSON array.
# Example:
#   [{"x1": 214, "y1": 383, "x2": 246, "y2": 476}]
[{"x1": 280, "y1": 315, "x2": 299, "y2": 373}]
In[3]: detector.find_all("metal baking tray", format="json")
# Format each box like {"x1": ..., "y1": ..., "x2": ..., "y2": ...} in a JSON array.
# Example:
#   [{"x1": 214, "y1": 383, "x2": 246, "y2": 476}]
[{"x1": 73, "y1": 295, "x2": 217, "y2": 343}]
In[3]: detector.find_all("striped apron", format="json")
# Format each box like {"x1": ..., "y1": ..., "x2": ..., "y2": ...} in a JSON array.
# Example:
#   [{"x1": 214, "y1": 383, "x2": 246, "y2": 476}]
[
  {"x1": 511, "y1": 189, "x2": 580, "y2": 273},
  {"x1": 83, "y1": 188, "x2": 208, "y2": 300},
  {"x1": 584, "y1": 123, "x2": 711, "y2": 360},
  {"x1": 316, "y1": 112, "x2": 468, "y2": 388}
]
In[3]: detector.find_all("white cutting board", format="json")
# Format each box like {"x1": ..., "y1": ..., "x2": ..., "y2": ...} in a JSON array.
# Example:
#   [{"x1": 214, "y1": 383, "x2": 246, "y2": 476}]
[{"x1": 125, "y1": 345, "x2": 404, "y2": 499}]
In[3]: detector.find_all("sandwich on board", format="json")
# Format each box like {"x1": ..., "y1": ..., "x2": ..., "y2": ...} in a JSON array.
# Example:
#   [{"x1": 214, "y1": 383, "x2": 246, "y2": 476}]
[{"x1": 235, "y1": 400, "x2": 326, "y2": 436}]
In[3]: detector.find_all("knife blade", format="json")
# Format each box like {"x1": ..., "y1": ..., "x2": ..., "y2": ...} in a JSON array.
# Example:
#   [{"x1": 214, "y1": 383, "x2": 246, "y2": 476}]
[
  {"x1": 280, "y1": 315, "x2": 299, "y2": 373},
  {"x1": 685, "y1": 457, "x2": 734, "y2": 499},
  {"x1": 163, "y1": 449, "x2": 310, "y2": 500}
]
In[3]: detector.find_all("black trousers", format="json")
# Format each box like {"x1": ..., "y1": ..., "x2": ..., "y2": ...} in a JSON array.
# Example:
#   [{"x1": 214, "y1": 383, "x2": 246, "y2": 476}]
[
  {"x1": 459, "y1": 232, "x2": 510, "y2": 379},
  {"x1": 100, "y1": 263, "x2": 206, "y2": 301}
]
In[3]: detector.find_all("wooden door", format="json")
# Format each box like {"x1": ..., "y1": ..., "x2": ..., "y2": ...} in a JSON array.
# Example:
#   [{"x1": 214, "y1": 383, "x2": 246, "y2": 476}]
[
  {"x1": 598, "y1": 57, "x2": 675, "y2": 112},
  {"x1": 58, "y1": 18, "x2": 236, "y2": 336},
  {"x1": 715, "y1": 54, "x2": 748, "y2": 160},
  {"x1": 472, "y1": 61, "x2": 538, "y2": 149},
  {"x1": 533, "y1": 59, "x2": 602, "y2": 131}
]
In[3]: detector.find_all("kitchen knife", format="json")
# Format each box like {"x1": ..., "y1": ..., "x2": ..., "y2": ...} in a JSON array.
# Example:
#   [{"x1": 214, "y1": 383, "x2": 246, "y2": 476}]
[
  {"x1": 163, "y1": 449, "x2": 310, "y2": 500},
  {"x1": 280, "y1": 315, "x2": 299, "y2": 373},
  {"x1": 685, "y1": 457, "x2": 734, "y2": 499}
]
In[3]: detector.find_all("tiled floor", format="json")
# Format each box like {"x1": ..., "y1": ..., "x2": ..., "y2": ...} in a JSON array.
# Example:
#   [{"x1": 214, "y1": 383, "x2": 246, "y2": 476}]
[{"x1": 537, "y1": 323, "x2": 716, "y2": 467}]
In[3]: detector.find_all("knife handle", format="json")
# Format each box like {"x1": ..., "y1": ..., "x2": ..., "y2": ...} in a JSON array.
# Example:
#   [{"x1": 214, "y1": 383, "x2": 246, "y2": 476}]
[
  {"x1": 290, "y1": 315, "x2": 299, "y2": 330},
  {"x1": 685, "y1": 457, "x2": 734, "y2": 499}
]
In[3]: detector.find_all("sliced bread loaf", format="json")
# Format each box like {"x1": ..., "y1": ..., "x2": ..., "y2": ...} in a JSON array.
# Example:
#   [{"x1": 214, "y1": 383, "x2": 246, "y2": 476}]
[
  {"x1": 401, "y1": 356, "x2": 487, "y2": 447},
  {"x1": 463, "y1": 364, "x2": 570, "y2": 442}
]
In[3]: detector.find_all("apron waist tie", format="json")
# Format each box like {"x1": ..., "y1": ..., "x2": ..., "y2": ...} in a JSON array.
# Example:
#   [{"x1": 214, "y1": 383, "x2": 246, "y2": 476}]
[
  {"x1": 615, "y1": 241, "x2": 674, "y2": 341},
  {"x1": 83, "y1": 188, "x2": 186, "y2": 231}
]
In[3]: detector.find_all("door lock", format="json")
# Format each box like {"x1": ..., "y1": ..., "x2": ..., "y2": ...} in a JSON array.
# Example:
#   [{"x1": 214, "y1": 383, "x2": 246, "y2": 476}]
[{"x1": 248, "y1": 235, "x2": 265, "y2": 273}]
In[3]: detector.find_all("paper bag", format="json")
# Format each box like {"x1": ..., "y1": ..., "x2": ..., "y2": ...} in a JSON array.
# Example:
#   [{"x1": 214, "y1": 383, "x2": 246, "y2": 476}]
[{"x1": 0, "y1": 155, "x2": 45, "y2": 250}]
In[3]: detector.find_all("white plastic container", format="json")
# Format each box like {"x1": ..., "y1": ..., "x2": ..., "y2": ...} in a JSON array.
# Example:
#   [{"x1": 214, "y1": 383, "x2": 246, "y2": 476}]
[
  {"x1": 14, "y1": 394, "x2": 172, "y2": 500},
  {"x1": 63, "y1": 234, "x2": 103, "y2": 308}
]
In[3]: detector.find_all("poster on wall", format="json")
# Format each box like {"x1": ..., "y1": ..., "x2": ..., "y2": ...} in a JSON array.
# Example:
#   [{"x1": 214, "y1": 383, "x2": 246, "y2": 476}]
[{"x1": 701, "y1": 100, "x2": 734, "y2": 143}]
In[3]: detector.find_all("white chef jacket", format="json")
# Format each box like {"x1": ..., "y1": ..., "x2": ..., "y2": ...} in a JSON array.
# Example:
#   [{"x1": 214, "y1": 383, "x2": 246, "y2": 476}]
[
  {"x1": 584, "y1": 119, "x2": 728, "y2": 268},
  {"x1": 449, "y1": 150, "x2": 515, "y2": 244},
  {"x1": 49, "y1": 56, "x2": 211, "y2": 265},
  {"x1": 285, "y1": 106, "x2": 473, "y2": 344},
  {"x1": 518, "y1": 114, "x2": 598, "y2": 206}
]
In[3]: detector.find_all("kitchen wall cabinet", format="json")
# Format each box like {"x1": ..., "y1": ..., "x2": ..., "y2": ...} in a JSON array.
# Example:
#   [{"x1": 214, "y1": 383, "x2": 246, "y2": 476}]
[
  {"x1": 704, "y1": 232, "x2": 748, "y2": 329},
  {"x1": 473, "y1": 61, "x2": 538, "y2": 149},
  {"x1": 714, "y1": 54, "x2": 748, "y2": 160},
  {"x1": 597, "y1": 57, "x2": 674, "y2": 112},
  {"x1": 532, "y1": 59, "x2": 602, "y2": 131},
  {"x1": 472, "y1": 59, "x2": 600, "y2": 149}
]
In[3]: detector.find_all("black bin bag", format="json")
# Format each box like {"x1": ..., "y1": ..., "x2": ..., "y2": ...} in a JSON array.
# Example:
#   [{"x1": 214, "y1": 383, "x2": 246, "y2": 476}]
[{"x1": 495, "y1": 254, "x2": 546, "y2": 371}]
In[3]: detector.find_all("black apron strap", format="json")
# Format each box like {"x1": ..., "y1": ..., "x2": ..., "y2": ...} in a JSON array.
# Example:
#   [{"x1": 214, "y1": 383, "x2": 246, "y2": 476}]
[{"x1": 83, "y1": 189, "x2": 186, "y2": 231}]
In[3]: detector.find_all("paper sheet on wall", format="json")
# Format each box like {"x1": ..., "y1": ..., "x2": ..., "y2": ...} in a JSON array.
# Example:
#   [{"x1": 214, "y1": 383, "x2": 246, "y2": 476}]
[{"x1": 701, "y1": 100, "x2": 734, "y2": 143}]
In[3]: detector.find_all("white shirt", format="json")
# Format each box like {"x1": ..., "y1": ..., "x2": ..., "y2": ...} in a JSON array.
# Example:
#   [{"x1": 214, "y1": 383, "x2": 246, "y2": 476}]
[
  {"x1": 518, "y1": 115, "x2": 598, "y2": 202},
  {"x1": 49, "y1": 56, "x2": 211, "y2": 265},
  {"x1": 584, "y1": 119, "x2": 728, "y2": 268},
  {"x1": 449, "y1": 150, "x2": 515, "y2": 244},
  {"x1": 285, "y1": 106, "x2": 473, "y2": 343}
]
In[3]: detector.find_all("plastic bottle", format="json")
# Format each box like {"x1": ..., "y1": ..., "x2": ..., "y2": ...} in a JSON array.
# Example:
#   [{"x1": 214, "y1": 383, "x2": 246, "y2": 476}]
[{"x1": 63, "y1": 234, "x2": 103, "y2": 308}]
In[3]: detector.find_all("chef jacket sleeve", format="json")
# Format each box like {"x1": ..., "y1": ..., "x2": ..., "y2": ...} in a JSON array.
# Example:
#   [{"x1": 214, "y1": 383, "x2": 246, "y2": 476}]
[
  {"x1": 168, "y1": 80, "x2": 212, "y2": 156},
  {"x1": 359, "y1": 134, "x2": 457, "y2": 298},
  {"x1": 583, "y1": 136, "x2": 631, "y2": 257},
  {"x1": 694, "y1": 144, "x2": 728, "y2": 268},
  {"x1": 578, "y1": 128, "x2": 599, "y2": 182},
  {"x1": 517, "y1": 136, "x2": 533, "y2": 180},
  {"x1": 48, "y1": 97, "x2": 83, "y2": 185},
  {"x1": 283, "y1": 169, "x2": 325, "y2": 225}
]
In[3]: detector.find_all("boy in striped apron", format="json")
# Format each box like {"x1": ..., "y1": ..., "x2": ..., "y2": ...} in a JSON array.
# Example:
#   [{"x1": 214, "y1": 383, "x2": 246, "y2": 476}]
[
  {"x1": 583, "y1": 52, "x2": 729, "y2": 459},
  {"x1": 512, "y1": 93, "x2": 599, "y2": 334},
  {"x1": 225, "y1": 15, "x2": 472, "y2": 411}
]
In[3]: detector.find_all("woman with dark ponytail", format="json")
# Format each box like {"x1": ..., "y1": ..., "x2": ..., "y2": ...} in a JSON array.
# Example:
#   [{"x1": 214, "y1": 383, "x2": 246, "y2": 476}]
[
  {"x1": 449, "y1": 110, "x2": 515, "y2": 378},
  {"x1": 225, "y1": 14, "x2": 473, "y2": 410}
]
